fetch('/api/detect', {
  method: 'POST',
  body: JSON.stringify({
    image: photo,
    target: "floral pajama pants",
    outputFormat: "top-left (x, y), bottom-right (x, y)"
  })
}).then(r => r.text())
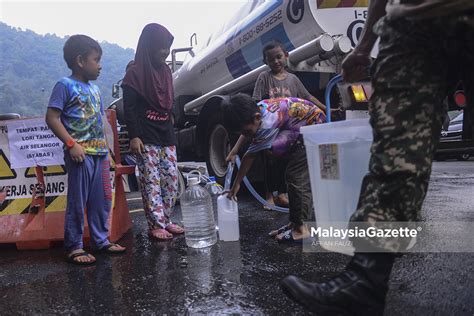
top-left (137, 145), bottom-right (178, 230)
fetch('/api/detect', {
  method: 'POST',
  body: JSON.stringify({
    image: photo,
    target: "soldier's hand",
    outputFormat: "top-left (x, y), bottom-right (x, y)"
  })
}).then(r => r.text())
top-left (341, 51), bottom-right (371, 82)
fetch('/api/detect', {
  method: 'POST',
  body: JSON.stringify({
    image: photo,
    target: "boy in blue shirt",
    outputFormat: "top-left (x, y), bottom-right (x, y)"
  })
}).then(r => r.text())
top-left (46, 35), bottom-right (125, 265)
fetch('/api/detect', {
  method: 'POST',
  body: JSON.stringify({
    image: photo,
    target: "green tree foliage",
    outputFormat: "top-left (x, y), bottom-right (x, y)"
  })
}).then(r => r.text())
top-left (0, 22), bottom-right (135, 117)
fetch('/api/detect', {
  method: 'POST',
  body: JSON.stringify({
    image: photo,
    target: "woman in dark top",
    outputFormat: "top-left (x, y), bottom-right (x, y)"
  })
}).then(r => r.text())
top-left (122, 23), bottom-right (183, 240)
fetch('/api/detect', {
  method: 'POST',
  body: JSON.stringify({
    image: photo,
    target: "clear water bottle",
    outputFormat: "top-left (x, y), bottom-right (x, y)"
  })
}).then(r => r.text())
top-left (181, 175), bottom-right (217, 248)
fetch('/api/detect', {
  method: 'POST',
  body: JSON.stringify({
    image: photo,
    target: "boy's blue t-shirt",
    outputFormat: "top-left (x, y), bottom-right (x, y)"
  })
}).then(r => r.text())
top-left (48, 77), bottom-right (108, 155)
top-left (246, 97), bottom-right (326, 157)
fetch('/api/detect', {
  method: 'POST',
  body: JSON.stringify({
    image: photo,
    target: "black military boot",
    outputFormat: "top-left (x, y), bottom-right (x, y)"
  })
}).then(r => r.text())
top-left (281, 253), bottom-right (395, 316)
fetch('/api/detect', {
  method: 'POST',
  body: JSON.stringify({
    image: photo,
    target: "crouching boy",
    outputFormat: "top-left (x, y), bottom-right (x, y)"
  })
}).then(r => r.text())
top-left (223, 94), bottom-right (326, 243)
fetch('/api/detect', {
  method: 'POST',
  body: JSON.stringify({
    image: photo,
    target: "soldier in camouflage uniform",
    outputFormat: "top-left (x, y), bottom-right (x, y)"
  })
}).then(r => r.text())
top-left (281, 0), bottom-right (474, 314)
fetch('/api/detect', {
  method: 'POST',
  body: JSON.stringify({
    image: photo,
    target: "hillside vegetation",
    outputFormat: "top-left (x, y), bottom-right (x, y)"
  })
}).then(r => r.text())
top-left (0, 22), bottom-right (135, 117)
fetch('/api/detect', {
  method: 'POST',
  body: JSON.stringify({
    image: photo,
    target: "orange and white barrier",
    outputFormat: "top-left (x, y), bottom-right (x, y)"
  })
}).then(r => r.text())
top-left (0, 109), bottom-right (133, 250)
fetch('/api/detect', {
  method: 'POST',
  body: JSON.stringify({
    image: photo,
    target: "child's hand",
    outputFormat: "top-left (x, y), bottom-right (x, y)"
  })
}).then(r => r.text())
top-left (130, 137), bottom-right (145, 155)
top-left (225, 183), bottom-right (240, 201)
top-left (225, 152), bottom-right (237, 163)
top-left (69, 143), bottom-right (86, 163)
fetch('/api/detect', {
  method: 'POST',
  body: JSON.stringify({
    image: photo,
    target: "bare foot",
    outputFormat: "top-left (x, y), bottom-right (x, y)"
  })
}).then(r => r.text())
top-left (275, 193), bottom-right (289, 207)
top-left (264, 193), bottom-right (275, 210)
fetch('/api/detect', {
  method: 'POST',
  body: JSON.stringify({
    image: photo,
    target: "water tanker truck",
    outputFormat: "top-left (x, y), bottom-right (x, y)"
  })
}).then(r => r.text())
top-left (170, 0), bottom-right (371, 180)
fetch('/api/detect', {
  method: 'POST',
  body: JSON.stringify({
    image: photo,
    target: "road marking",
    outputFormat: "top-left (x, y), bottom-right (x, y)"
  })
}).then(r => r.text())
top-left (129, 208), bottom-right (144, 213)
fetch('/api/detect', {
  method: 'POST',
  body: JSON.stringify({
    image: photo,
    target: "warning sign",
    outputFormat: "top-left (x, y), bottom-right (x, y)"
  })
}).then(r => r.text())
top-left (0, 117), bottom-right (117, 217)
top-left (2, 178), bottom-right (66, 198)
top-left (25, 165), bottom-right (67, 178)
top-left (6, 118), bottom-right (64, 169)
top-left (0, 149), bottom-right (16, 180)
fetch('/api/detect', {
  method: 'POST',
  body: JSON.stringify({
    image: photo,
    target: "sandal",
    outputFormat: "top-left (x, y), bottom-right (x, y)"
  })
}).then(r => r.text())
top-left (268, 224), bottom-right (292, 237)
top-left (263, 204), bottom-right (274, 211)
top-left (148, 228), bottom-right (173, 240)
top-left (66, 250), bottom-right (96, 265)
top-left (96, 243), bottom-right (126, 254)
top-left (165, 223), bottom-right (184, 234)
top-left (276, 230), bottom-right (308, 245)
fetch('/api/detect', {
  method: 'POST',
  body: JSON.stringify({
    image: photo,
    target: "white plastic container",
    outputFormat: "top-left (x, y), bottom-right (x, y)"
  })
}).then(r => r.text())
top-left (217, 163), bottom-right (240, 241)
top-left (217, 195), bottom-right (239, 241)
top-left (300, 118), bottom-right (373, 254)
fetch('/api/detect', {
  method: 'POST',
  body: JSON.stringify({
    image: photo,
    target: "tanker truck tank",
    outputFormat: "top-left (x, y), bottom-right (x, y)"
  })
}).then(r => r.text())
top-left (173, 0), bottom-right (368, 103)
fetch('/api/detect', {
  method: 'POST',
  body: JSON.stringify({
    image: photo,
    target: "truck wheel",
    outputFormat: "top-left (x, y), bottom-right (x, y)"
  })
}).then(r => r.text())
top-left (205, 117), bottom-right (231, 183)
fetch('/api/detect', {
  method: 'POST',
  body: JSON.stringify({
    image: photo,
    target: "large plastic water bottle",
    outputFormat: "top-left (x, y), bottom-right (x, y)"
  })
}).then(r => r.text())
top-left (181, 175), bottom-right (217, 248)
top-left (217, 163), bottom-right (240, 241)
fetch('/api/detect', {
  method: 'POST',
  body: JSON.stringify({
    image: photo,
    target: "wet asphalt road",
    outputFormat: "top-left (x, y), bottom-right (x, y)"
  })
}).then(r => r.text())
top-left (0, 161), bottom-right (473, 315)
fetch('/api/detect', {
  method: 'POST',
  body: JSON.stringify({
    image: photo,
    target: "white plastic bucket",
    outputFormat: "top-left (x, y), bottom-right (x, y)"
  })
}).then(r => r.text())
top-left (301, 118), bottom-right (373, 255)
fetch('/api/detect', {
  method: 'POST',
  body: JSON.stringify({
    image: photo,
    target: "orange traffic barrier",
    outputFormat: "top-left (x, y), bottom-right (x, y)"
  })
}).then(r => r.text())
top-left (106, 109), bottom-right (134, 243)
top-left (0, 110), bottom-right (133, 250)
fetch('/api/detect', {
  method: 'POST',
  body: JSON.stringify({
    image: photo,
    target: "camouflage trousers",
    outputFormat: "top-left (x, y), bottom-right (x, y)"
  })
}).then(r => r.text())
top-left (350, 14), bottom-right (474, 252)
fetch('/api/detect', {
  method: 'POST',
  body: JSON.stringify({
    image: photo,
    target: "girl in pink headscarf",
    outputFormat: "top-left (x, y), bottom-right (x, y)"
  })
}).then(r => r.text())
top-left (123, 23), bottom-right (183, 240)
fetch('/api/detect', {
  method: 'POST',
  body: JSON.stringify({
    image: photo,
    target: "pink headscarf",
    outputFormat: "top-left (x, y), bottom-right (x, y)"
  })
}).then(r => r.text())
top-left (123, 23), bottom-right (174, 111)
